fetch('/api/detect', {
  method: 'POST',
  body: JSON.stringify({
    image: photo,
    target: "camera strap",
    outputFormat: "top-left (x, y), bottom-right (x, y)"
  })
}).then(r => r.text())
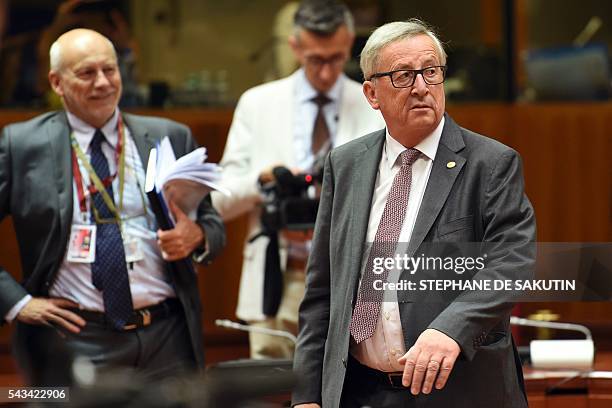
top-left (249, 229), bottom-right (283, 317)
top-left (262, 232), bottom-right (283, 317)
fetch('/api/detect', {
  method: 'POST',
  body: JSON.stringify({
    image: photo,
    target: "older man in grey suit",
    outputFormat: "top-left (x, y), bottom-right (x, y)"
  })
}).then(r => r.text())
top-left (292, 19), bottom-right (535, 408)
top-left (0, 28), bottom-right (224, 384)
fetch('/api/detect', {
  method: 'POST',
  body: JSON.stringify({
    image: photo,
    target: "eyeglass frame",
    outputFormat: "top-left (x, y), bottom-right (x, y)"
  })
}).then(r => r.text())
top-left (368, 65), bottom-right (448, 88)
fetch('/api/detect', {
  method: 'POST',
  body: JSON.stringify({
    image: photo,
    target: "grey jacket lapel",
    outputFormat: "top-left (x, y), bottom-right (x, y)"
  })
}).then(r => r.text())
top-left (348, 130), bottom-right (385, 302)
top-left (47, 112), bottom-right (73, 251)
top-left (122, 113), bottom-right (154, 165)
top-left (407, 115), bottom-right (466, 256)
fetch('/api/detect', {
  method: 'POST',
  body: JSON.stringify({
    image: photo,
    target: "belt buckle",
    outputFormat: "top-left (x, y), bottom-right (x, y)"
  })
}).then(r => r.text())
top-left (140, 309), bottom-right (152, 327)
top-left (122, 309), bottom-right (152, 330)
top-left (387, 373), bottom-right (405, 388)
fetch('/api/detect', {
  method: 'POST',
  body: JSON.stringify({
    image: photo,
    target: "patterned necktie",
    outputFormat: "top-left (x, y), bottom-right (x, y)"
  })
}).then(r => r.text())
top-left (311, 93), bottom-right (331, 155)
top-left (89, 129), bottom-right (134, 330)
top-left (349, 148), bottom-right (421, 343)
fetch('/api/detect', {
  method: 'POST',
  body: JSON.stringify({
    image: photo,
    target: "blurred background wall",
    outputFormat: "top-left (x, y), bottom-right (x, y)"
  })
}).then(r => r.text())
top-left (1, 0), bottom-right (610, 106)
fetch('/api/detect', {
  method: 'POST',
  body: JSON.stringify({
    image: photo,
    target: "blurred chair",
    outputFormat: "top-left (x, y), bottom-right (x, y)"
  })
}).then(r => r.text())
top-left (525, 44), bottom-right (611, 100)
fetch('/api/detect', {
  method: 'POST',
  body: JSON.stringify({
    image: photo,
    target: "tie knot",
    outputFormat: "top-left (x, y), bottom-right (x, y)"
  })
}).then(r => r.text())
top-left (312, 93), bottom-right (331, 107)
top-left (91, 129), bottom-right (106, 152)
top-left (400, 148), bottom-right (420, 166)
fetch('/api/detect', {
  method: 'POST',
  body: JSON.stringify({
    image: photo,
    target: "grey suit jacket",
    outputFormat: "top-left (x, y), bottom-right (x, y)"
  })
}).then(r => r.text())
top-left (292, 114), bottom-right (536, 407)
top-left (0, 111), bottom-right (225, 367)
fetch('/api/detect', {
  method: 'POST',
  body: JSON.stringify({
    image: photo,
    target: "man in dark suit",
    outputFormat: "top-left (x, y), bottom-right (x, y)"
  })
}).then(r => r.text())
top-left (292, 19), bottom-right (535, 407)
top-left (0, 28), bottom-right (225, 384)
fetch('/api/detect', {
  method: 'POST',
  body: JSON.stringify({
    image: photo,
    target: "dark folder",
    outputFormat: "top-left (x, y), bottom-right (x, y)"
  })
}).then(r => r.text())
top-left (144, 147), bottom-right (194, 273)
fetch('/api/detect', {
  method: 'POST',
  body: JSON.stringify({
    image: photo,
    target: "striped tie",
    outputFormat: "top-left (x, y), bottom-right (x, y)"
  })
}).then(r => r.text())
top-left (349, 148), bottom-right (420, 343)
top-left (311, 93), bottom-right (331, 155)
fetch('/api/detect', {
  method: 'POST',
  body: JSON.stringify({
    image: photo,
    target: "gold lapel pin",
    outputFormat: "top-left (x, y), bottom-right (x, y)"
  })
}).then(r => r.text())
top-left (447, 161), bottom-right (456, 169)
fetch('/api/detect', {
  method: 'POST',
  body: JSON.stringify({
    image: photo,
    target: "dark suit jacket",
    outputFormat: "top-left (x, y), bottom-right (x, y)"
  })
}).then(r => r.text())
top-left (292, 114), bottom-right (536, 407)
top-left (0, 111), bottom-right (225, 367)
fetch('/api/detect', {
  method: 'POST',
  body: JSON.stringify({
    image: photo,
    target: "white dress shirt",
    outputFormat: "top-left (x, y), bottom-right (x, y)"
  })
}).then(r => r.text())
top-left (50, 109), bottom-right (175, 311)
top-left (292, 68), bottom-right (342, 171)
top-left (4, 109), bottom-right (176, 321)
top-left (350, 117), bottom-right (445, 372)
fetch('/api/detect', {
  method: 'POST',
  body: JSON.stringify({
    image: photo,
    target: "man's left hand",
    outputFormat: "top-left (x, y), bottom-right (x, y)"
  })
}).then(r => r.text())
top-left (397, 328), bottom-right (460, 395)
top-left (157, 201), bottom-right (205, 261)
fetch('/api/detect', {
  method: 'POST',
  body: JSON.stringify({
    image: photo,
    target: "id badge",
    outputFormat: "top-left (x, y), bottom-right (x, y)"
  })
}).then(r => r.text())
top-left (123, 232), bottom-right (145, 263)
top-left (67, 225), bottom-right (96, 263)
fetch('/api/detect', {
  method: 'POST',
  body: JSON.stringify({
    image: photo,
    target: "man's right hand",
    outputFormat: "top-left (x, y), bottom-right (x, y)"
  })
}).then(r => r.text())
top-left (258, 166), bottom-right (277, 185)
top-left (17, 298), bottom-right (86, 333)
top-left (258, 163), bottom-right (285, 185)
top-left (294, 404), bottom-right (321, 408)
top-left (258, 164), bottom-right (303, 185)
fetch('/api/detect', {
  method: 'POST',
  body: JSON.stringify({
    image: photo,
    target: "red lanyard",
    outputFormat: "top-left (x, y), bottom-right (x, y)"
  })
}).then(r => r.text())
top-left (72, 116), bottom-right (125, 214)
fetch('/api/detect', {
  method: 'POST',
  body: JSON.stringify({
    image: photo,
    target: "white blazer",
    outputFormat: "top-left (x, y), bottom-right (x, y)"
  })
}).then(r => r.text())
top-left (212, 70), bottom-right (384, 321)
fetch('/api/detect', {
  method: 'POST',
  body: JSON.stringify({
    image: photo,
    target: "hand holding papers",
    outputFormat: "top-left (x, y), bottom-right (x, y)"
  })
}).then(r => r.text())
top-left (145, 136), bottom-right (229, 230)
top-left (157, 200), bottom-right (206, 262)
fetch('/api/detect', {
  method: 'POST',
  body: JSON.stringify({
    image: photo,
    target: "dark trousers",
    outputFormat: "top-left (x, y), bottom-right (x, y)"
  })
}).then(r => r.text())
top-left (14, 311), bottom-right (196, 386)
top-left (340, 356), bottom-right (416, 408)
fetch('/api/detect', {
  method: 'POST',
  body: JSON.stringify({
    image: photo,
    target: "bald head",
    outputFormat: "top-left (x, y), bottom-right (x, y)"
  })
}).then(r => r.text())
top-left (50, 28), bottom-right (117, 72)
top-left (48, 28), bottom-right (122, 128)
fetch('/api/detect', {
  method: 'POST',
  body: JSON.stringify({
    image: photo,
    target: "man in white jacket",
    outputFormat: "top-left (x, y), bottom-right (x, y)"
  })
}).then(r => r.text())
top-left (212, 0), bottom-right (383, 359)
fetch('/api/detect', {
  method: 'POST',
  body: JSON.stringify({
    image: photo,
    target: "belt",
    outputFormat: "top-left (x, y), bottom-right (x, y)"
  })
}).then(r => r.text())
top-left (72, 298), bottom-right (182, 331)
top-left (348, 355), bottom-right (406, 389)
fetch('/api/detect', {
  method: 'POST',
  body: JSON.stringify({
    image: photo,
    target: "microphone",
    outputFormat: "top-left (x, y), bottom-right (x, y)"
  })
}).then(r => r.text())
top-left (215, 319), bottom-right (298, 344)
top-left (510, 316), bottom-right (593, 339)
top-left (510, 316), bottom-right (594, 369)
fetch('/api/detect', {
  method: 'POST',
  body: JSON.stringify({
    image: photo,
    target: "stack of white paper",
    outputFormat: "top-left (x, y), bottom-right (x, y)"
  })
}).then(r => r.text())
top-left (145, 136), bottom-right (229, 224)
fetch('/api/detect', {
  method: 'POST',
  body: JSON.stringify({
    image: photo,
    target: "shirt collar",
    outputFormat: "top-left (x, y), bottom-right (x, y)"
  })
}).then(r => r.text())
top-left (66, 109), bottom-right (120, 152)
top-left (295, 67), bottom-right (344, 104)
top-left (383, 116), bottom-right (445, 169)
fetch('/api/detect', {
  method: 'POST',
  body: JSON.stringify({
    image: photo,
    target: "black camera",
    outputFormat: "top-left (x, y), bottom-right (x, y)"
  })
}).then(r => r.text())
top-left (260, 166), bottom-right (322, 231)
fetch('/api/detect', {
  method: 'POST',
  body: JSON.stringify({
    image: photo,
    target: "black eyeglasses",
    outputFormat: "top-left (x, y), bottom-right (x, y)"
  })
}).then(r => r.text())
top-left (368, 66), bottom-right (447, 88)
top-left (304, 54), bottom-right (348, 69)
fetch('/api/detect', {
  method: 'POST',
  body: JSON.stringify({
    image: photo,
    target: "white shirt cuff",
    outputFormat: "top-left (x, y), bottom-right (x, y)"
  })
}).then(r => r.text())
top-left (191, 236), bottom-right (210, 264)
top-left (5, 295), bottom-right (32, 323)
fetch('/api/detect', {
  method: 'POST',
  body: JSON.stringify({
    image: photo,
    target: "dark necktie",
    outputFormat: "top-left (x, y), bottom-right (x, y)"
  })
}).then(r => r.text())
top-left (349, 148), bottom-right (421, 343)
top-left (311, 93), bottom-right (331, 155)
top-left (89, 129), bottom-right (134, 330)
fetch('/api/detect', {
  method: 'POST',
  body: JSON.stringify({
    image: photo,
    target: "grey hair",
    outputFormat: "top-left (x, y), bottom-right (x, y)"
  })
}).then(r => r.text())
top-left (293, 0), bottom-right (354, 39)
top-left (360, 19), bottom-right (447, 80)
top-left (49, 30), bottom-right (116, 72)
